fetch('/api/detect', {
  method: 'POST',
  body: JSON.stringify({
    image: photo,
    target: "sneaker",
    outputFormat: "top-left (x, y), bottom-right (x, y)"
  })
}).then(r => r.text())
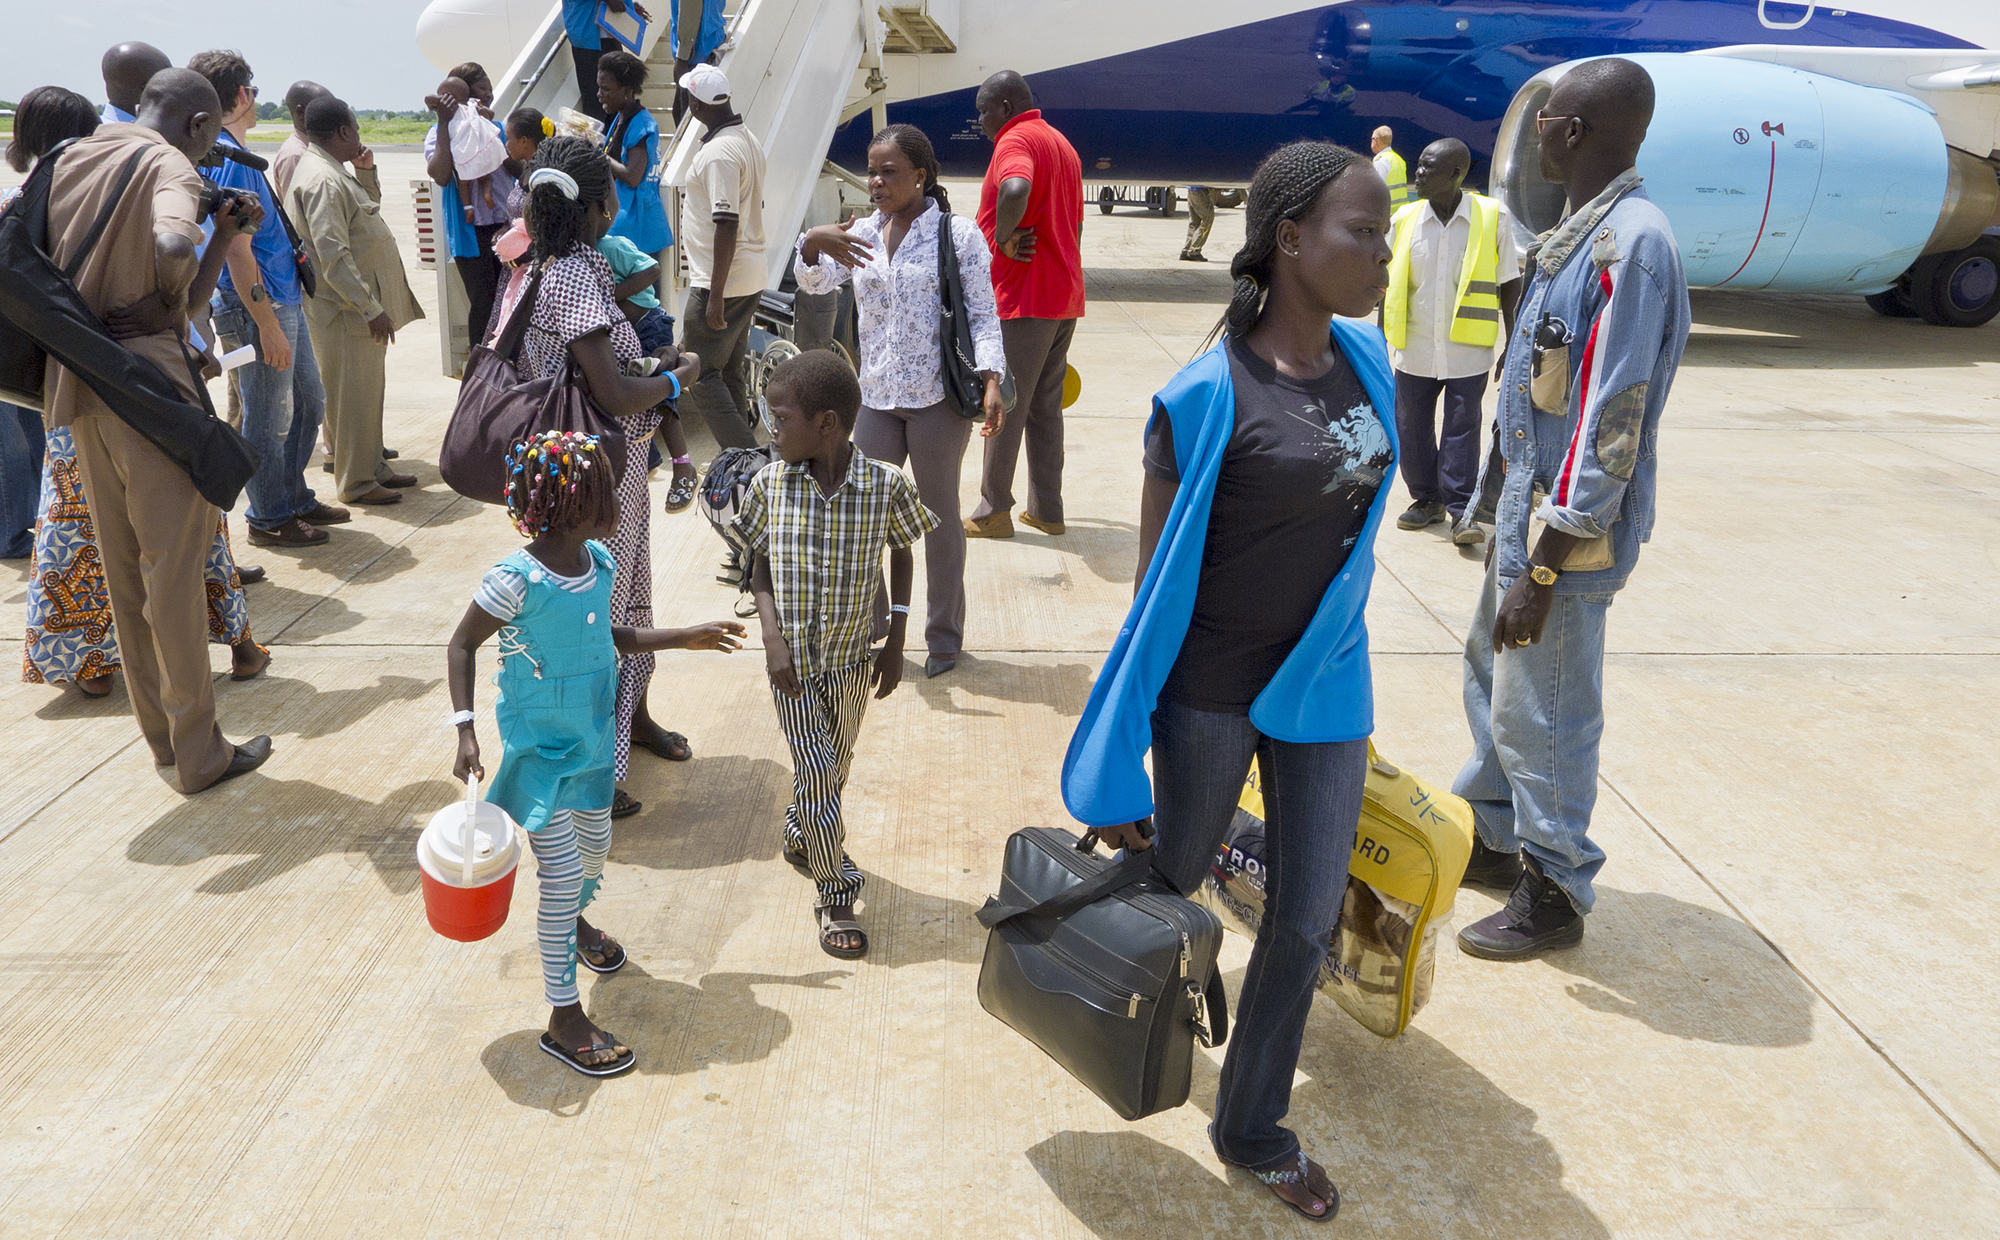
top-left (963, 511), bottom-right (1015, 539)
top-left (1459, 837), bottom-right (1523, 890)
top-left (1452, 518), bottom-right (1484, 546)
top-left (1457, 856), bottom-right (1584, 960)
top-left (247, 519), bottom-right (328, 547)
top-left (1396, 501), bottom-right (1447, 531)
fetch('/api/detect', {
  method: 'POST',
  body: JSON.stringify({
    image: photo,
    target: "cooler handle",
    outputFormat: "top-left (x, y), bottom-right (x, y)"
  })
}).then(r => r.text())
top-left (462, 773), bottom-right (479, 886)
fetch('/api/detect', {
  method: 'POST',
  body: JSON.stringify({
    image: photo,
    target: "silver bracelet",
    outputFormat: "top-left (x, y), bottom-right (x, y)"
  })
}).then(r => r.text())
top-left (445, 709), bottom-right (475, 727)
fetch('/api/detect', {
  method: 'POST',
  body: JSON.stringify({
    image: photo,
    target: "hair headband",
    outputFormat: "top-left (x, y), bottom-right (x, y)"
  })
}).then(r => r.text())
top-left (528, 167), bottom-right (579, 200)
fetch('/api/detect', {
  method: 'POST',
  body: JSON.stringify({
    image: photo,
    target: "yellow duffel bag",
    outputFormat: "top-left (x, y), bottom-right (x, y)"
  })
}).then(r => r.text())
top-left (1190, 744), bottom-right (1474, 1038)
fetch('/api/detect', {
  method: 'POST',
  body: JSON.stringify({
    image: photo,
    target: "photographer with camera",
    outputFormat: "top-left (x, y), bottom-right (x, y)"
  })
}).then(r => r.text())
top-left (43, 67), bottom-right (275, 792)
top-left (189, 49), bottom-right (344, 548)
top-left (286, 96), bottom-right (423, 508)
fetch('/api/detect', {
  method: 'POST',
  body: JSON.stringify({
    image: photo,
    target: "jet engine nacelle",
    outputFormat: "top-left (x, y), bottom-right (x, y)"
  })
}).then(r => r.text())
top-left (1493, 53), bottom-right (1999, 298)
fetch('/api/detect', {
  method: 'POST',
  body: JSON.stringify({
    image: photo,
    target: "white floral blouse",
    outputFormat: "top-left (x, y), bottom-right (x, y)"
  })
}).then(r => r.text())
top-left (793, 200), bottom-right (1007, 412)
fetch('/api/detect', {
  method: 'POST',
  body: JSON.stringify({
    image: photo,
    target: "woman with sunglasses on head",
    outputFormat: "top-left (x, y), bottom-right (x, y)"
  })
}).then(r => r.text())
top-left (1065, 140), bottom-right (1399, 1222)
top-left (793, 124), bottom-right (1007, 680)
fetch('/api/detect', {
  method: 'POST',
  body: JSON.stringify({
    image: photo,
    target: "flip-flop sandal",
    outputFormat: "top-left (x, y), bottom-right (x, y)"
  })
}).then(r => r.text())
top-left (229, 643), bottom-right (273, 681)
top-left (1236, 1150), bottom-right (1339, 1222)
top-left (611, 789), bottom-right (642, 819)
top-left (663, 473), bottom-right (698, 514)
top-left (578, 932), bottom-right (626, 975)
top-left (817, 907), bottom-right (868, 960)
top-left (635, 730), bottom-right (691, 762)
top-left (538, 1031), bottom-right (637, 1078)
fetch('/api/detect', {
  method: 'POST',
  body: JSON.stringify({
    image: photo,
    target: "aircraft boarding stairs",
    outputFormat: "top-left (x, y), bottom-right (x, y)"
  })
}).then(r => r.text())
top-left (434, 0), bottom-right (896, 377)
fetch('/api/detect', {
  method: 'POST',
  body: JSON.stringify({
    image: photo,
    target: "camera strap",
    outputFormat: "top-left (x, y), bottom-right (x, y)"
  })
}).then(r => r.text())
top-left (61, 148), bottom-right (150, 282)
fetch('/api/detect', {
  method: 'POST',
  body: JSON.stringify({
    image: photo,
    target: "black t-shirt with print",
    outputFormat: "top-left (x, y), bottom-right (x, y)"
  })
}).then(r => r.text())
top-left (1144, 335), bottom-right (1392, 713)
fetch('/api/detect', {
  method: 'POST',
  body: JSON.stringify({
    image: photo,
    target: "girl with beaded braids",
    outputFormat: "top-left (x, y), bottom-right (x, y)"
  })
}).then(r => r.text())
top-left (1062, 141), bottom-right (1399, 1222)
top-left (489, 134), bottom-right (704, 817)
top-left (446, 430), bottom-right (743, 1077)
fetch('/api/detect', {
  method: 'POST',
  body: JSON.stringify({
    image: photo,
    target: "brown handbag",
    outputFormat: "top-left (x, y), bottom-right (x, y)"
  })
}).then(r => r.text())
top-left (438, 265), bottom-right (629, 505)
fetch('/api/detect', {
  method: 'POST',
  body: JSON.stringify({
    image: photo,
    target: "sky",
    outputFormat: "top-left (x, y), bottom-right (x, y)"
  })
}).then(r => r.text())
top-left (4, 0), bottom-right (446, 111)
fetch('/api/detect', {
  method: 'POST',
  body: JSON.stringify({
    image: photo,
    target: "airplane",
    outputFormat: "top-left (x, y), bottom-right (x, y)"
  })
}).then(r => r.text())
top-left (414, 0), bottom-right (2000, 332)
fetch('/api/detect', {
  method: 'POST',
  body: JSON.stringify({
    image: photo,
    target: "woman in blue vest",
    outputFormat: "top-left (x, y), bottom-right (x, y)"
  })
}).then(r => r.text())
top-left (596, 51), bottom-right (673, 302)
top-left (1065, 142), bottom-right (1396, 1222)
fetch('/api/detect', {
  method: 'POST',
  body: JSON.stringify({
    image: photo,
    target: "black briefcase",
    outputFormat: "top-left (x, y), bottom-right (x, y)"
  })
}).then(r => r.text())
top-left (977, 825), bottom-right (1228, 1122)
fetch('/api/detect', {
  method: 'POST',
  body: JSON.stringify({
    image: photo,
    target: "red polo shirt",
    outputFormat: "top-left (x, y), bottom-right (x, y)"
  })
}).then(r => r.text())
top-left (977, 110), bottom-right (1086, 321)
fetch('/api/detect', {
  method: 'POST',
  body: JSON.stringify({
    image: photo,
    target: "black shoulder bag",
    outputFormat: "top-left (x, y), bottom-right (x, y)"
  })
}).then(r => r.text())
top-left (0, 140), bottom-right (258, 509)
top-left (934, 209), bottom-right (1016, 420)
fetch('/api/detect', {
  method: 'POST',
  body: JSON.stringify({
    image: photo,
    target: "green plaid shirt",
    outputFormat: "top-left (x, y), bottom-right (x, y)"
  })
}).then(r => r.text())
top-left (732, 448), bottom-right (938, 676)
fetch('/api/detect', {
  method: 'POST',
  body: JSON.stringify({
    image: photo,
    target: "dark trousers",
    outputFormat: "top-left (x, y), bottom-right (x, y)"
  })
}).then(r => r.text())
top-left (569, 40), bottom-right (607, 122)
top-left (973, 316), bottom-right (1075, 524)
top-left (456, 222), bottom-right (504, 349)
top-left (679, 287), bottom-right (761, 449)
top-left (1149, 700), bottom-right (1367, 1172)
top-left (1393, 369), bottom-right (1486, 518)
top-left (0, 401), bottom-right (46, 558)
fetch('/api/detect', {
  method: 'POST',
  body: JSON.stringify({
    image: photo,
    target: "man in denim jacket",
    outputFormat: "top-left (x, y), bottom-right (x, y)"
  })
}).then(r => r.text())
top-left (1454, 58), bottom-right (1690, 959)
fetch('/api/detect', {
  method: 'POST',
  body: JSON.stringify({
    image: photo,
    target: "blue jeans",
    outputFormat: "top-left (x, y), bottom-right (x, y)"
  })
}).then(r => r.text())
top-left (212, 292), bottom-right (323, 530)
top-left (0, 402), bottom-right (45, 558)
top-left (1148, 699), bottom-right (1367, 1173)
top-left (1453, 552), bottom-right (1612, 912)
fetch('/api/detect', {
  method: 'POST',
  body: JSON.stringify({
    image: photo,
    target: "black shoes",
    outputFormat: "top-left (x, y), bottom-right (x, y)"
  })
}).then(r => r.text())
top-left (1460, 837), bottom-right (1524, 890)
top-left (1397, 500), bottom-right (1448, 530)
top-left (1457, 855), bottom-right (1584, 960)
top-left (208, 736), bottom-right (274, 789)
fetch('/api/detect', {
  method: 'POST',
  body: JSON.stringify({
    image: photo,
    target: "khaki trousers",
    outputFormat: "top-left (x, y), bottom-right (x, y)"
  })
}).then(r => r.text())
top-left (305, 308), bottom-right (390, 502)
top-left (68, 412), bottom-right (234, 792)
top-left (972, 316), bottom-right (1076, 525)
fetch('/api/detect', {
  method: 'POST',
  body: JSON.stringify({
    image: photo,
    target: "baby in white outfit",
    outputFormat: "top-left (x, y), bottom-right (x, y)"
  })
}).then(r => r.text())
top-left (428, 76), bottom-right (507, 219)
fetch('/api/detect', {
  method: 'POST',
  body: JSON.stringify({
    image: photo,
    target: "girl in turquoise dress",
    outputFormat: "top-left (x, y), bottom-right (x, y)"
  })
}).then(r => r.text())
top-left (596, 51), bottom-right (673, 299)
top-left (447, 431), bottom-right (743, 1077)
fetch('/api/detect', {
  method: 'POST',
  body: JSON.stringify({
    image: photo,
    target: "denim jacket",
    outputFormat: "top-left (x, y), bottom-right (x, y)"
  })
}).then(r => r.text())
top-left (1472, 172), bottom-right (1690, 595)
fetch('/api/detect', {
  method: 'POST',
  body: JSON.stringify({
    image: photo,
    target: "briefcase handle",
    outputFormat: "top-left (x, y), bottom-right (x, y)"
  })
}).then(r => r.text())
top-left (976, 838), bottom-right (1156, 931)
top-left (1076, 816), bottom-right (1154, 856)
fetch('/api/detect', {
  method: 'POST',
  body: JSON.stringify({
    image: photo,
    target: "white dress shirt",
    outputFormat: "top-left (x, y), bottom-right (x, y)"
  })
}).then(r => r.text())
top-left (1390, 192), bottom-right (1523, 380)
top-left (794, 201), bottom-right (1007, 412)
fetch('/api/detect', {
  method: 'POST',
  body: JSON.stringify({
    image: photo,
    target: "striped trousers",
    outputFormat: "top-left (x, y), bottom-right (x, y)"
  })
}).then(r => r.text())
top-left (525, 807), bottom-right (613, 1006)
top-left (773, 660), bottom-right (872, 908)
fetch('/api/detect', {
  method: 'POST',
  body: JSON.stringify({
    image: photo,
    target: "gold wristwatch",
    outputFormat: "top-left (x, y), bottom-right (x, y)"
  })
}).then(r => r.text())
top-left (1529, 564), bottom-right (1560, 586)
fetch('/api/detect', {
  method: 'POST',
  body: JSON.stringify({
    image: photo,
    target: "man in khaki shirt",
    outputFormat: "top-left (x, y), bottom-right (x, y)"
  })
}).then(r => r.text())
top-left (286, 97), bottom-right (423, 505)
top-left (45, 68), bottom-right (273, 792)
top-left (270, 80), bottom-right (329, 202)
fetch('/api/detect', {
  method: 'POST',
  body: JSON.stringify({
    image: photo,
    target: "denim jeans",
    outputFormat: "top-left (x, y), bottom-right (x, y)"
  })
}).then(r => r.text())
top-left (1453, 552), bottom-right (1613, 912)
top-left (1148, 699), bottom-right (1367, 1173)
top-left (0, 402), bottom-right (45, 558)
top-left (213, 292), bottom-right (323, 530)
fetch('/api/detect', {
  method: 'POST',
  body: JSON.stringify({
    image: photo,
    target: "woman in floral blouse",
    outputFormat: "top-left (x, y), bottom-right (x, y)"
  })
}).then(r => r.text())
top-left (794, 125), bottom-right (1007, 679)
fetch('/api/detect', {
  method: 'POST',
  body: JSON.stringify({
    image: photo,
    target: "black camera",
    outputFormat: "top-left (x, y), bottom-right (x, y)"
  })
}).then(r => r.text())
top-left (196, 178), bottom-right (258, 226)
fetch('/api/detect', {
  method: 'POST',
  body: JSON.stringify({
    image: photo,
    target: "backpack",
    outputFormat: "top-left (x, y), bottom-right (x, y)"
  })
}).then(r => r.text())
top-left (699, 443), bottom-right (776, 592)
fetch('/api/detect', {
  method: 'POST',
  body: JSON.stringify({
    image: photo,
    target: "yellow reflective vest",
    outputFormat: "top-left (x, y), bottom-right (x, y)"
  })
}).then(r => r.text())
top-left (1377, 148), bottom-right (1415, 207)
top-left (1383, 192), bottom-right (1503, 351)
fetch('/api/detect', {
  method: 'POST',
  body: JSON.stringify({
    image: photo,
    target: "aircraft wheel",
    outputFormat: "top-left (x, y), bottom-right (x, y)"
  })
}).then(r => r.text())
top-left (1099, 187), bottom-right (1115, 216)
top-left (1156, 186), bottom-right (1178, 217)
top-left (1910, 238), bottom-right (2000, 328)
top-left (1863, 280), bottom-right (1917, 318)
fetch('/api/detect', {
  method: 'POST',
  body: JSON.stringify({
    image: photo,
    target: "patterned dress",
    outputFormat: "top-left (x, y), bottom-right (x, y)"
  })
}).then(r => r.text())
top-left (497, 249), bottom-right (660, 780)
top-left (22, 427), bottom-right (250, 685)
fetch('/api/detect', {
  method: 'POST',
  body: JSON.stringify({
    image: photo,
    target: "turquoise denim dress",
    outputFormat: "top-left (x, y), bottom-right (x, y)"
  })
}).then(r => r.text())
top-left (605, 107), bottom-right (672, 254)
top-left (487, 541), bottom-right (619, 832)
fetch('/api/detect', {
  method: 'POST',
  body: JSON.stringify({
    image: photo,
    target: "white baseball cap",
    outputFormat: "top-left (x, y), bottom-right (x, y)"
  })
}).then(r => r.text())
top-left (678, 64), bottom-right (730, 104)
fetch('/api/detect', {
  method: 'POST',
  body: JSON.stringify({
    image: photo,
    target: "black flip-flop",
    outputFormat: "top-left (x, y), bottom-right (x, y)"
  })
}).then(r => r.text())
top-left (634, 730), bottom-right (692, 762)
top-left (538, 1031), bottom-right (636, 1078)
top-left (663, 473), bottom-right (698, 514)
top-left (817, 907), bottom-right (868, 960)
top-left (611, 789), bottom-right (642, 819)
top-left (578, 933), bottom-right (626, 975)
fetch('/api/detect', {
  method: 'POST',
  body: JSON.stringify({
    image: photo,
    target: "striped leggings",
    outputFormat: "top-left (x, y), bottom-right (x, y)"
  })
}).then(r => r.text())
top-left (525, 807), bottom-right (613, 1006)
top-left (773, 660), bottom-right (872, 908)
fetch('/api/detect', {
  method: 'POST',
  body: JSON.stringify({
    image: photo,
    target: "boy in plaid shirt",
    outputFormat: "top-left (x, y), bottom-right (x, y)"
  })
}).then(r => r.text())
top-left (733, 352), bottom-right (937, 959)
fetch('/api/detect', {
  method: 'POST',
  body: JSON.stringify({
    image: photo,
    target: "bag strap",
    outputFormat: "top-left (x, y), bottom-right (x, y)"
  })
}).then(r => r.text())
top-left (259, 168), bottom-right (308, 259)
top-left (976, 840), bottom-right (1157, 930)
top-left (176, 334), bottom-right (222, 421)
top-left (62, 147), bottom-right (150, 281)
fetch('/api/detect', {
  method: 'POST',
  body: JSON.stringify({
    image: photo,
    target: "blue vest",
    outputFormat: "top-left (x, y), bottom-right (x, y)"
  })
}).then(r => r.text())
top-left (1060, 317), bottom-right (1400, 829)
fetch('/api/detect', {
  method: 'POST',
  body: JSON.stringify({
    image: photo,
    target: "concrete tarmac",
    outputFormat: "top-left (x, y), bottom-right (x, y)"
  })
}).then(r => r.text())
top-left (1, 157), bottom-right (1996, 1237)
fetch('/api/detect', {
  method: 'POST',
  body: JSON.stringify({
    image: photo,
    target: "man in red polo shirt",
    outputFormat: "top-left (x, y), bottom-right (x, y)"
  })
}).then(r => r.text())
top-left (965, 70), bottom-right (1085, 540)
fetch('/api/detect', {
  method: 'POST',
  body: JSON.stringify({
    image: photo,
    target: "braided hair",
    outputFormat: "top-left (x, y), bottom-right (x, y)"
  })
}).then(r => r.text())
top-left (504, 430), bottom-right (619, 537)
top-left (869, 123), bottom-right (950, 213)
top-left (524, 134), bottom-right (613, 265)
top-left (1220, 140), bottom-right (1366, 340)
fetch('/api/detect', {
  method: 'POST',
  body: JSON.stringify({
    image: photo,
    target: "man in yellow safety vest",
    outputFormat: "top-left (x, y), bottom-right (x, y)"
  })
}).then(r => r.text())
top-left (1371, 126), bottom-right (1414, 208)
top-left (1381, 137), bottom-right (1521, 543)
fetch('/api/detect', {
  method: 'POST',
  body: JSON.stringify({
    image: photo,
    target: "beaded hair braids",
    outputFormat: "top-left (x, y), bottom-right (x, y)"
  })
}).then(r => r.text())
top-left (1218, 140), bottom-right (1365, 341)
top-left (504, 430), bottom-right (618, 537)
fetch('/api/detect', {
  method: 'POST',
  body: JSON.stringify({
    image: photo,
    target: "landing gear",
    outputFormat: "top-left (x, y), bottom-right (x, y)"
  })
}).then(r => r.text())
top-left (1863, 280), bottom-right (1918, 319)
top-left (1905, 237), bottom-right (2000, 328)
top-left (1098, 187), bottom-right (1116, 216)
top-left (1146, 185), bottom-right (1179, 217)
